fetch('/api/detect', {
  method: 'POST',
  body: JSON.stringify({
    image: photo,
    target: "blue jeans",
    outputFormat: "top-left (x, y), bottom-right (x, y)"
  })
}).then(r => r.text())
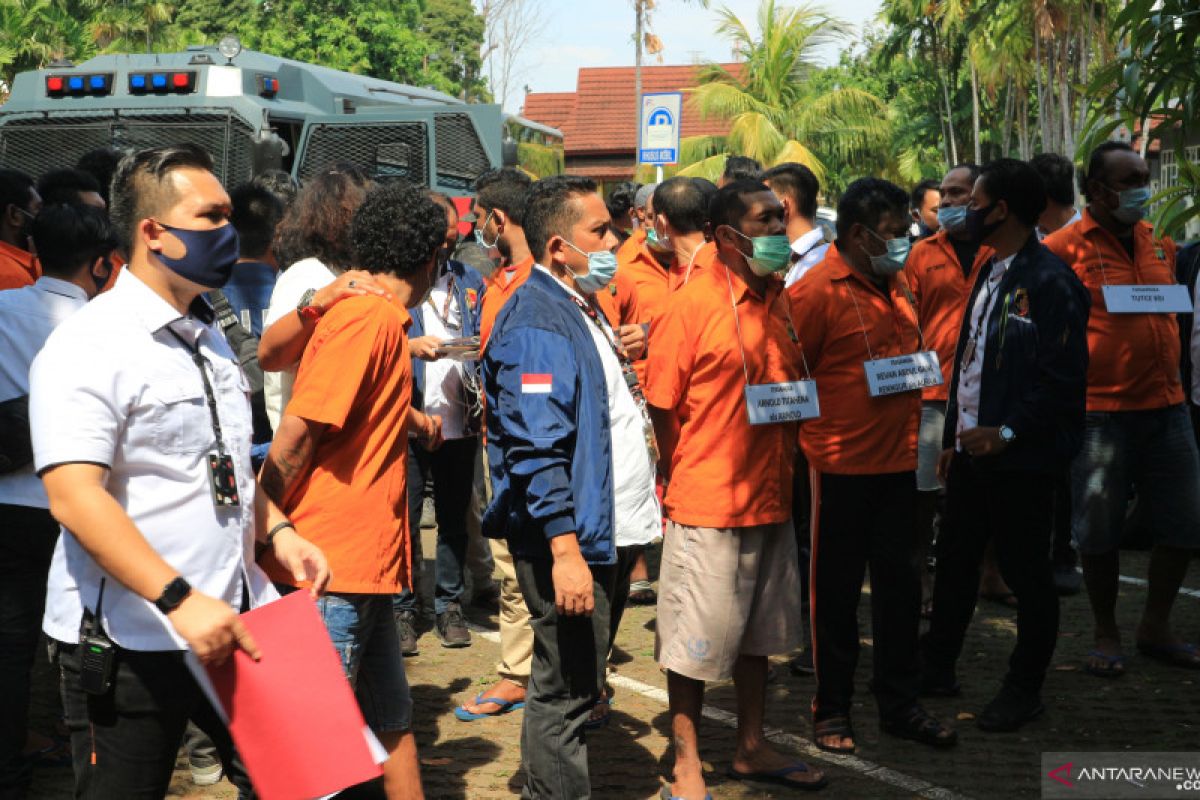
top-left (317, 593), bottom-right (413, 733)
top-left (1070, 404), bottom-right (1200, 555)
top-left (393, 437), bottom-right (478, 615)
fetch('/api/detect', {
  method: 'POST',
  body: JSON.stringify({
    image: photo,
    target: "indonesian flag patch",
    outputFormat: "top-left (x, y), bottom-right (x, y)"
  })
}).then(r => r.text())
top-left (521, 373), bottom-right (552, 394)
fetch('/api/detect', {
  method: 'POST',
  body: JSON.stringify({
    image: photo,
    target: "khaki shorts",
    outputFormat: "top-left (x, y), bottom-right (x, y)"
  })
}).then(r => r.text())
top-left (655, 520), bottom-right (802, 682)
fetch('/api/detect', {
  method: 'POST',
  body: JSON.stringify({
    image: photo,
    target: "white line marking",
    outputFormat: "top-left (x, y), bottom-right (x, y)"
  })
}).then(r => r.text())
top-left (467, 625), bottom-right (971, 800)
top-left (1118, 573), bottom-right (1200, 600)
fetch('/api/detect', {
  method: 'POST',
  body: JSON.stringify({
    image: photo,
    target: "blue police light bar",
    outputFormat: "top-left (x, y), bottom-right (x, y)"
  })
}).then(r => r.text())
top-left (257, 75), bottom-right (279, 98)
top-left (151, 73), bottom-right (168, 90)
top-left (67, 76), bottom-right (85, 92)
top-left (89, 75), bottom-right (106, 91)
top-left (130, 74), bottom-right (147, 90)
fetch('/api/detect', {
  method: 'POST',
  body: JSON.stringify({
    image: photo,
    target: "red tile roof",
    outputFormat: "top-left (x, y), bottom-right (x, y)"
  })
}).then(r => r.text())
top-left (522, 63), bottom-right (742, 156)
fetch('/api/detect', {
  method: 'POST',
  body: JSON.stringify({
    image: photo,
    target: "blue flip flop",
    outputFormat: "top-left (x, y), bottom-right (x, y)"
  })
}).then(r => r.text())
top-left (728, 762), bottom-right (828, 791)
top-left (1083, 649), bottom-right (1126, 678)
top-left (1136, 641), bottom-right (1200, 670)
top-left (658, 785), bottom-right (711, 800)
top-left (453, 693), bottom-right (526, 721)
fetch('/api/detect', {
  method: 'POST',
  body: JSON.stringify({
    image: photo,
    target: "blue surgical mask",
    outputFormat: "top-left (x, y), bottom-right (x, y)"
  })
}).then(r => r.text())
top-left (864, 229), bottom-right (911, 276)
top-left (646, 226), bottom-right (671, 252)
top-left (151, 220), bottom-right (240, 289)
top-left (731, 229), bottom-right (792, 276)
top-left (937, 205), bottom-right (969, 234)
top-left (564, 240), bottom-right (618, 294)
top-left (1107, 185), bottom-right (1152, 225)
top-left (474, 210), bottom-right (499, 248)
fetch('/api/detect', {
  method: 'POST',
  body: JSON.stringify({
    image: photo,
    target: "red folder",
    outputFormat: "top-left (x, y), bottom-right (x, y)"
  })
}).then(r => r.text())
top-left (204, 591), bottom-right (384, 799)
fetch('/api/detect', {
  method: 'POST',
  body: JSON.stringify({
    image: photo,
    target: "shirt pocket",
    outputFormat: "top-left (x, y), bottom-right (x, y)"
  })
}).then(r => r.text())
top-left (148, 379), bottom-right (214, 455)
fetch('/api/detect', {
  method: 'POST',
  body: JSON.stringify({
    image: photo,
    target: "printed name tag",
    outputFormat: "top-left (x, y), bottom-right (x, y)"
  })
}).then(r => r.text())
top-left (1101, 285), bottom-right (1192, 313)
top-left (863, 351), bottom-right (943, 397)
top-left (744, 380), bottom-right (820, 425)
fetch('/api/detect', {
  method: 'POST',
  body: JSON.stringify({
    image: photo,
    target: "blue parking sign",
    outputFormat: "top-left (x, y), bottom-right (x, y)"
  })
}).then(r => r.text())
top-left (638, 92), bottom-right (682, 165)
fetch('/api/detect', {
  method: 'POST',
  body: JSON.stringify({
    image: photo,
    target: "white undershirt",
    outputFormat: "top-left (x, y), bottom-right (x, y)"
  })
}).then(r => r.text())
top-left (421, 271), bottom-right (468, 440)
top-left (536, 266), bottom-right (661, 547)
top-left (956, 253), bottom-right (1015, 444)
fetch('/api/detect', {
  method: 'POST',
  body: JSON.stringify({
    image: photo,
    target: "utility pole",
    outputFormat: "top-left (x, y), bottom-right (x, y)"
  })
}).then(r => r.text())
top-left (635, 0), bottom-right (644, 177)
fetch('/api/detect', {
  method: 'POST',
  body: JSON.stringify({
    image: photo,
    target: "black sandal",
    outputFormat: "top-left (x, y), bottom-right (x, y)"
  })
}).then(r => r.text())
top-left (881, 705), bottom-right (958, 748)
top-left (813, 716), bottom-right (856, 753)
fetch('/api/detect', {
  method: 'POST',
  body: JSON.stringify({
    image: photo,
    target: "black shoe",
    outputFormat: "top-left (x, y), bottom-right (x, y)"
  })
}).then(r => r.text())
top-left (435, 605), bottom-right (471, 648)
top-left (396, 610), bottom-right (420, 657)
top-left (918, 665), bottom-right (961, 697)
top-left (977, 684), bottom-right (1044, 732)
top-left (1053, 564), bottom-right (1082, 596)
top-left (881, 704), bottom-right (958, 748)
top-left (789, 649), bottom-right (815, 676)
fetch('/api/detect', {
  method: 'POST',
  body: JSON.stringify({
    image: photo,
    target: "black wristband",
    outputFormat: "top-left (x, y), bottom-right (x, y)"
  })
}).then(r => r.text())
top-left (153, 576), bottom-right (192, 615)
top-left (265, 520), bottom-right (295, 548)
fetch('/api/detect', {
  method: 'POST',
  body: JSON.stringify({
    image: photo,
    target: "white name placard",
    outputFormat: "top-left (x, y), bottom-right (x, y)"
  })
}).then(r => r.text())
top-left (864, 351), bottom-right (943, 397)
top-left (1101, 285), bottom-right (1192, 314)
top-left (744, 380), bottom-right (820, 425)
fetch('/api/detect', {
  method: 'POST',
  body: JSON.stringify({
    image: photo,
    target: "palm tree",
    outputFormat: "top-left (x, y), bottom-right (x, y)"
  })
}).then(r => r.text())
top-left (671, 0), bottom-right (890, 185)
top-left (91, 0), bottom-right (179, 54)
top-left (1, 0), bottom-right (97, 91)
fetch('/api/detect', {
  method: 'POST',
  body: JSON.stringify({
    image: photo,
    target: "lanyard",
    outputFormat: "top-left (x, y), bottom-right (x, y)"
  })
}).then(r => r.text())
top-left (680, 245), bottom-right (703, 286)
top-left (166, 326), bottom-right (229, 457)
top-left (844, 275), bottom-right (929, 361)
top-left (723, 265), bottom-right (812, 385)
top-left (425, 275), bottom-right (460, 329)
top-left (565, 293), bottom-right (660, 461)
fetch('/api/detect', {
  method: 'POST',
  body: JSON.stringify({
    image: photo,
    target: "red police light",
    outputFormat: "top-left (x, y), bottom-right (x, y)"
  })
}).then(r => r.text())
top-left (172, 73), bottom-right (189, 88)
top-left (46, 76), bottom-right (64, 94)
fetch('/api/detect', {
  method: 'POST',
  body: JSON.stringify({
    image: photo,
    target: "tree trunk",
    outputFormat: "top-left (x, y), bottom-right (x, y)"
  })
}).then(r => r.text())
top-left (931, 26), bottom-right (958, 166)
top-left (1001, 79), bottom-right (1015, 157)
top-left (1018, 89), bottom-right (1031, 159)
top-left (1059, 36), bottom-right (1074, 157)
top-left (970, 62), bottom-right (982, 164)
top-left (1035, 35), bottom-right (1051, 152)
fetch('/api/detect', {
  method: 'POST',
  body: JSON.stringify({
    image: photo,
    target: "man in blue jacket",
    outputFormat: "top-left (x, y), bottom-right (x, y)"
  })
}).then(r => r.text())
top-left (483, 175), bottom-right (660, 798)
top-left (393, 192), bottom-right (489, 653)
top-left (920, 158), bottom-right (1090, 732)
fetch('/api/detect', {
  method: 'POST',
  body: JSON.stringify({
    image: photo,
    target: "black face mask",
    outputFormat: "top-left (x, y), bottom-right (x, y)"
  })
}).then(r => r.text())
top-left (964, 202), bottom-right (1003, 245)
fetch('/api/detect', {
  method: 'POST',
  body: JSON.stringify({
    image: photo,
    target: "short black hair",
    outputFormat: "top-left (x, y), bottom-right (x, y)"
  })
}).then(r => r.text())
top-left (36, 168), bottom-right (102, 207)
top-left (1029, 153), bottom-right (1076, 207)
top-left (947, 163), bottom-right (981, 185)
top-left (473, 167), bottom-right (532, 226)
top-left (722, 155), bottom-right (762, 183)
top-left (835, 177), bottom-right (909, 240)
top-left (0, 169), bottom-right (36, 215)
top-left (230, 183), bottom-right (284, 259)
top-left (31, 203), bottom-right (118, 278)
top-left (709, 179), bottom-right (773, 232)
top-left (74, 147), bottom-right (123, 206)
top-left (763, 162), bottom-right (820, 219)
top-left (606, 181), bottom-right (639, 222)
top-left (523, 175), bottom-right (598, 262)
top-left (351, 181), bottom-right (446, 278)
top-left (251, 168), bottom-right (299, 209)
top-left (909, 178), bottom-right (940, 211)
top-left (977, 158), bottom-right (1047, 227)
top-left (1082, 141), bottom-right (1136, 200)
top-left (110, 144), bottom-right (214, 252)
top-left (653, 176), bottom-right (708, 234)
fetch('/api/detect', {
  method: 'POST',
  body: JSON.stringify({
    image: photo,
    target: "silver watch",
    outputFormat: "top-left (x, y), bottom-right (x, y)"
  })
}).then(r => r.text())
top-left (999, 425), bottom-right (1016, 443)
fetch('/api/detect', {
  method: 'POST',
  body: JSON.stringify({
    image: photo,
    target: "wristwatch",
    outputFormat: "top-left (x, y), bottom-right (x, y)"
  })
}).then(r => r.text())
top-left (154, 576), bottom-right (192, 615)
top-left (296, 288), bottom-right (322, 323)
top-left (999, 425), bottom-right (1017, 443)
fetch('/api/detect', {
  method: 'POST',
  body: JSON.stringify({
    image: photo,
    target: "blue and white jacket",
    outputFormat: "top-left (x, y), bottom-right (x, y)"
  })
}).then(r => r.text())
top-left (481, 267), bottom-right (616, 565)
top-left (409, 259), bottom-right (486, 415)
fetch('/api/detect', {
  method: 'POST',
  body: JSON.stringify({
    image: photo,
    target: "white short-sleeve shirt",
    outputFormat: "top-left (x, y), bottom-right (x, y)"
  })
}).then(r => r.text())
top-left (0, 277), bottom-right (89, 509)
top-left (421, 270), bottom-right (470, 441)
top-left (31, 269), bottom-right (277, 651)
top-left (262, 257), bottom-right (337, 431)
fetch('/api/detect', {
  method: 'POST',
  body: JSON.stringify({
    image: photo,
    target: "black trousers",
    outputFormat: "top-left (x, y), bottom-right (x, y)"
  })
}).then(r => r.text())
top-left (0, 504), bottom-right (59, 800)
top-left (811, 472), bottom-right (920, 722)
top-left (55, 641), bottom-right (254, 800)
top-left (514, 556), bottom-right (614, 800)
top-left (922, 453), bottom-right (1059, 694)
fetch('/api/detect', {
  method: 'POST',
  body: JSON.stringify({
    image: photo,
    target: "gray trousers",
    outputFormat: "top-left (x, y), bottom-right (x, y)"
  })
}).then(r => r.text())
top-left (514, 555), bottom-right (614, 800)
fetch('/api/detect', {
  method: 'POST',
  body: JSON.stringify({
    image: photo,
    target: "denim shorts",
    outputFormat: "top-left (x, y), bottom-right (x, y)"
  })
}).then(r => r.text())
top-left (917, 402), bottom-right (947, 492)
top-left (317, 593), bottom-right (413, 733)
top-left (1070, 404), bottom-right (1200, 555)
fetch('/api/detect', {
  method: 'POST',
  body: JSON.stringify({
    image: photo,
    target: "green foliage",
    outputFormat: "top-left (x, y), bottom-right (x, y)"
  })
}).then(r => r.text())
top-left (1082, 0), bottom-right (1200, 238)
top-left (1, 0), bottom-right (491, 103)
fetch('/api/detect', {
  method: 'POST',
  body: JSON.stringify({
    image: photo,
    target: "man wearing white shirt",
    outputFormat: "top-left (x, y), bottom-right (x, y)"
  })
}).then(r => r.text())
top-left (921, 158), bottom-right (1089, 733)
top-left (763, 163), bottom-right (830, 288)
top-left (30, 145), bottom-right (329, 798)
top-left (0, 204), bottom-right (116, 800)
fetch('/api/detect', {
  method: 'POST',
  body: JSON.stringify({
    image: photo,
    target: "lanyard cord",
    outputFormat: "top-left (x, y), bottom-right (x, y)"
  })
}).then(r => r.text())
top-left (681, 244), bottom-right (702, 286)
top-left (425, 275), bottom-right (459, 328)
top-left (844, 275), bottom-right (929, 361)
top-left (723, 265), bottom-right (813, 384)
top-left (166, 327), bottom-right (228, 456)
top-left (565, 294), bottom-right (652, 407)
